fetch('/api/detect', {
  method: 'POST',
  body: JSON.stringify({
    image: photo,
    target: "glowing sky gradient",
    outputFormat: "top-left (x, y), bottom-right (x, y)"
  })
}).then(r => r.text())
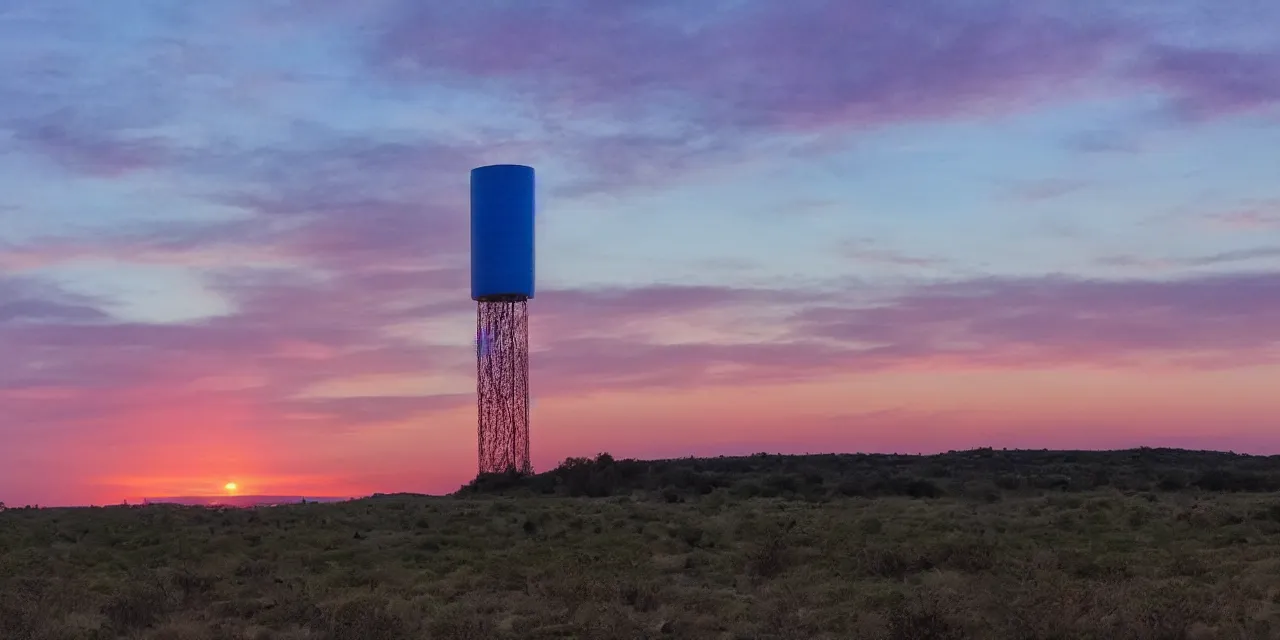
top-left (2, 1), bottom-right (1280, 506)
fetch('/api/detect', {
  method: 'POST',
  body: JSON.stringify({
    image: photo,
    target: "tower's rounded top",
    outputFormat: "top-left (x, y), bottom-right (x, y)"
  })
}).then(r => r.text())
top-left (472, 164), bottom-right (533, 172)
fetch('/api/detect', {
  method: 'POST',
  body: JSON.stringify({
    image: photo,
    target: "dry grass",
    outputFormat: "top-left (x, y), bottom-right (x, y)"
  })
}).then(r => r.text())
top-left (4, 489), bottom-right (1280, 638)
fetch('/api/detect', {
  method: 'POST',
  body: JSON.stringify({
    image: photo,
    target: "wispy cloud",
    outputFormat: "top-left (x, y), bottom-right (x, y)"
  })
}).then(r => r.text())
top-left (1099, 247), bottom-right (1280, 269)
top-left (8, 108), bottom-right (180, 176)
top-left (375, 0), bottom-right (1130, 134)
top-left (1208, 205), bottom-right (1280, 230)
top-left (363, 0), bottom-right (1135, 195)
top-left (1138, 46), bottom-right (1280, 120)
top-left (792, 272), bottom-right (1280, 370)
top-left (1007, 179), bottom-right (1090, 202)
top-left (839, 239), bottom-right (943, 268)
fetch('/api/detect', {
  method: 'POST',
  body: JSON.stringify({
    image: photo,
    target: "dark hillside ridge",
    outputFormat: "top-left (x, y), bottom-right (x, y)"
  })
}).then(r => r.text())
top-left (456, 448), bottom-right (1280, 501)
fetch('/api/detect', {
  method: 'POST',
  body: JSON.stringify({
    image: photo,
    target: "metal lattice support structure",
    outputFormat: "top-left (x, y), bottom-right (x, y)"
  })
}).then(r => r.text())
top-left (476, 297), bottom-right (530, 475)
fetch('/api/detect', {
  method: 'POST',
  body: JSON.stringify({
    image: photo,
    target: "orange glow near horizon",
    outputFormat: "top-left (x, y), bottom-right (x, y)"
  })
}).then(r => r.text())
top-left (10, 363), bottom-right (1280, 507)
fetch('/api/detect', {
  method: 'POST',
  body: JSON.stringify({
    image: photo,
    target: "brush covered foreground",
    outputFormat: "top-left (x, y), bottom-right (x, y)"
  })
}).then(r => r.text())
top-left (3, 449), bottom-right (1280, 639)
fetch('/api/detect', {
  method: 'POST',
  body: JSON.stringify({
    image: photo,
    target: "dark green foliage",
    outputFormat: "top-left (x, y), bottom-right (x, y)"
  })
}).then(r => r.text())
top-left (101, 580), bottom-right (170, 633)
top-left (744, 530), bottom-right (790, 581)
top-left (886, 596), bottom-right (970, 640)
top-left (322, 596), bottom-right (408, 640)
top-left (1192, 468), bottom-right (1279, 492)
top-left (458, 447), bottom-right (1280, 502)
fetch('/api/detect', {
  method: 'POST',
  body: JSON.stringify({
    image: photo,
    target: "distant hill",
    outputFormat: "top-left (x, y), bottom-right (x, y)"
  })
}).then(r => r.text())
top-left (456, 448), bottom-right (1280, 501)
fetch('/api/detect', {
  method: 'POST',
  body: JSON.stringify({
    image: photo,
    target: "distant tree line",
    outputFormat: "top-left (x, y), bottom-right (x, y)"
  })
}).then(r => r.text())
top-left (455, 448), bottom-right (1280, 501)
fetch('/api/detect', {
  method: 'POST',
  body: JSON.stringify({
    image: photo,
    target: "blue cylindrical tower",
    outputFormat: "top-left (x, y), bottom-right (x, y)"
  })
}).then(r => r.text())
top-left (471, 164), bottom-right (535, 301)
top-left (470, 164), bottom-right (534, 476)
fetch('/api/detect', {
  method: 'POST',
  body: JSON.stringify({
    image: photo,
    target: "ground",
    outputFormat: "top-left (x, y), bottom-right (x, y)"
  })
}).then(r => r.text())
top-left (4, 450), bottom-right (1280, 639)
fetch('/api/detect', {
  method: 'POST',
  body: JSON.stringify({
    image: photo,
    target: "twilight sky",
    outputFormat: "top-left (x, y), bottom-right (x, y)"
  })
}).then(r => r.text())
top-left (2, 0), bottom-right (1279, 507)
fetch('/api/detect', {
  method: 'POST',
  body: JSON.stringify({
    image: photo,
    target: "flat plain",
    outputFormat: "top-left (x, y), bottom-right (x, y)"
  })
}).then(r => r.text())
top-left (4, 449), bottom-right (1280, 639)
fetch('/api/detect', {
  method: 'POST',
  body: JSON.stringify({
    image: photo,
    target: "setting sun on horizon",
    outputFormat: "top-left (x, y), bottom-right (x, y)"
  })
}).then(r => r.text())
top-left (3, 1), bottom-right (1280, 509)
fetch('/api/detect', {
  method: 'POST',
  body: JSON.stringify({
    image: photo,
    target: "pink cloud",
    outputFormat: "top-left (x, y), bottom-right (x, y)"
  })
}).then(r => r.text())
top-left (9, 266), bottom-right (1280, 439)
top-left (281, 394), bottom-right (472, 429)
top-left (8, 245), bottom-right (1280, 506)
top-left (1209, 206), bottom-right (1280, 230)
top-left (793, 272), bottom-right (1280, 369)
top-left (534, 285), bottom-right (811, 336)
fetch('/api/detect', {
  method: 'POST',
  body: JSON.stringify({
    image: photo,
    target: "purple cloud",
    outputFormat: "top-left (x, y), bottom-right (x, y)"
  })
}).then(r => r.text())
top-left (11, 115), bottom-right (173, 177)
top-left (0, 297), bottom-right (107, 323)
top-left (793, 272), bottom-right (1280, 369)
top-left (0, 276), bottom-right (108, 324)
top-left (1139, 46), bottom-right (1280, 120)
top-left (524, 270), bottom-right (1280, 394)
top-left (3, 0), bottom-right (1272, 206)
top-left (0, 265), bottom-right (472, 415)
top-left (370, 0), bottom-right (1132, 192)
top-left (381, 1), bottom-right (1128, 131)
top-left (192, 132), bottom-right (524, 270)
top-left (0, 132), bottom-right (489, 274)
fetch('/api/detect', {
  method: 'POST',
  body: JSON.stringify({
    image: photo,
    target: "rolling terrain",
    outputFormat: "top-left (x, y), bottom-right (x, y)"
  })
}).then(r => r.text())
top-left (4, 448), bottom-right (1280, 639)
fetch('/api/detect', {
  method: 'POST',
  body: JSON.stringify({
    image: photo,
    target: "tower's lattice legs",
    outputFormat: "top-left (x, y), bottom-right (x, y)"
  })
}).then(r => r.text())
top-left (476, 298), bottom-right (530, 475)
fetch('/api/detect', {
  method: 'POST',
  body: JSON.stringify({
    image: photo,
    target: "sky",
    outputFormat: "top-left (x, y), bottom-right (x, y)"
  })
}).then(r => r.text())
top-left (1, 0), bottom-right (1279, 507)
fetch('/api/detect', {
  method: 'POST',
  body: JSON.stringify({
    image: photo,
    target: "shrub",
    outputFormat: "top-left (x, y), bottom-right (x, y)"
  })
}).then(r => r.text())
top-left (1157, 472), bottom-right (1188, 491)
top-left (1193, 469), bottom-right (1278, 492)
top-left (102, 581), bottom-right (171, 633)
top-left (323, 596), bottom-right (408, 640)
top-left (731, 480), bottom-right (763, 498)
top-left (837, 479), bottom-right (867, 497)
top-left (764, 474), bottom-right (799, 494)
top-left (745, 531), bottom-right (789, 580)
top-left (884, 596), bottom-right (969, 640)
top-left (906, 479), bottom-right (945, 499)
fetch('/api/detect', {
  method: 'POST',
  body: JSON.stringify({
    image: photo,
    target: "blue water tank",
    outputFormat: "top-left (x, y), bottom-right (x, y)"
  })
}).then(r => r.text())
top-left (470, 164), bottom-right (535, 300)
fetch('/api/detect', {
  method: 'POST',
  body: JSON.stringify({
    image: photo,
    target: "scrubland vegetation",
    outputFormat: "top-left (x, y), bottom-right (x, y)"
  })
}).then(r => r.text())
top-left (4, 448), bottom-right (1280, 639)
